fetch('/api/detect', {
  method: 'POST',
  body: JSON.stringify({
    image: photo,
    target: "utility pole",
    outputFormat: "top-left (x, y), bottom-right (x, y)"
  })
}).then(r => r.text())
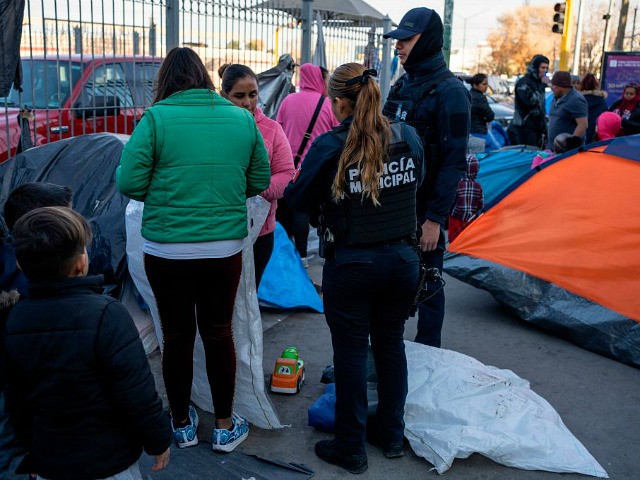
top-left (602, 0), bottom-right (614, 59)
top-left (614, 0), bottom-right (631, 50)
top-left (443, 0), bottom-right (454, 67)
top-left (572, 0), bottom-right (585, 75)
top-left (632, 6), bottom-right (638, 50)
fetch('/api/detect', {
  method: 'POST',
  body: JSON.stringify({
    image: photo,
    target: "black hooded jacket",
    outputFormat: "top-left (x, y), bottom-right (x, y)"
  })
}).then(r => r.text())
top-left (383, 51), bottom-right (470, 226)
top-left (513, 55), bottom-right (549, 133)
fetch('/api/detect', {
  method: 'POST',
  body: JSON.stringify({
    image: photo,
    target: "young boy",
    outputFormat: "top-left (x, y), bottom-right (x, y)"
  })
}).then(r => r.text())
top-left (0, 182), bottom-right (74, 479)
top-left (3, 206), bottom-right (171, 479)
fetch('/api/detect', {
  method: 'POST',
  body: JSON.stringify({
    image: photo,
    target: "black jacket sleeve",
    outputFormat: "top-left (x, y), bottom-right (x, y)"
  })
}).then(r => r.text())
top-left (95, 301), bottom-right (172, 456)
top-left (284, 131), bottom-right (343, 216)
top-left (419, 80), bottom-right (470, 225)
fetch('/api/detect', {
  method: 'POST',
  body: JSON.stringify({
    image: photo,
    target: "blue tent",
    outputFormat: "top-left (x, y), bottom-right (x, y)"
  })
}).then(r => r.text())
top-left (476, 147), bottom-right (540, 205)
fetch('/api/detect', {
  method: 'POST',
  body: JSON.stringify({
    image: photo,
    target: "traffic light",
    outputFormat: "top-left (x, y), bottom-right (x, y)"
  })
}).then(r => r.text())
top-left (553, 2), bottom-right (566, 34)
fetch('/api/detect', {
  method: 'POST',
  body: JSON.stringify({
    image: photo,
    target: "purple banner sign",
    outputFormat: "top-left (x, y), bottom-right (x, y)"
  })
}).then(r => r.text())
top-left (601, 52), bottom-right (640, 108)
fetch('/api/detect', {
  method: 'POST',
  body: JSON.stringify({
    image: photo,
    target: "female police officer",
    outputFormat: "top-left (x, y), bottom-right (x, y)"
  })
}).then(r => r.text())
top-left (284, 63), bottom-right (424, 474)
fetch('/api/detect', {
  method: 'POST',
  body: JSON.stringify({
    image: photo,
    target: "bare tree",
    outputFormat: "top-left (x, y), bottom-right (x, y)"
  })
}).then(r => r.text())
top-left (614, 0), bottom-right (630, 50)
top-left (485, 6), bottom-right (559, 76)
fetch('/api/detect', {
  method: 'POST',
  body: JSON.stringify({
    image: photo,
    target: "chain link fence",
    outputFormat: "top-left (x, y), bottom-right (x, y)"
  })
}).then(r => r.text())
top-left (1, 0), bottom-right (390, 161)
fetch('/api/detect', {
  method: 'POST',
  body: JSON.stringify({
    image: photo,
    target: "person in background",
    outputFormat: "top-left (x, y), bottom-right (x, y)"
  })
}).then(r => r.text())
top-left (218, 63), bottom-right (295, 288)
top-left (117, 47), bottom-right (270, 453)
top-left (548, 71), bottom-right (588, 151)
top-left (285, 63), bottom-right (424, 475)
top-left (595, 111), bottom-right (622, 140)
top-left (469, 73), bottom-right (495, 135)
top-left (612, 84), bottom-right (640, 135)
top-left (382, 7), bottom-right (470, 348)
top-left (276, 63), bottom-right (339, 266)
top-left (4, 206), bottom-right (171, 480)
top-left (448, 154), bottom-right (484, 242)
top-left (511, 54), bottom-right (550, 148)
top-left (0, 182), bottom-right (73, 480)
top-left (578, 73), bottom-right (607, 144)
top-left (609, 83), bottom-right (639, 120)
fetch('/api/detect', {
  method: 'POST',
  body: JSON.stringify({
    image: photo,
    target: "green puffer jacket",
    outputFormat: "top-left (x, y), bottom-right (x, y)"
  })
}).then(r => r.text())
top-left (117, 89), bottom-right (271, 243)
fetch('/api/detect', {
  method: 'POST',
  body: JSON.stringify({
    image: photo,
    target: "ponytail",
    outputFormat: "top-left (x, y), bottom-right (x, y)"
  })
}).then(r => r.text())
top-left (328, 63), bottom-right (391, 206)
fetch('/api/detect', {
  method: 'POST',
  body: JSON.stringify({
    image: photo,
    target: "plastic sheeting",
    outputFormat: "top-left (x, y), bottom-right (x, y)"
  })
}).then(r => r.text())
top-left (444, 253), bottom-right (640, 368)
top-left (125, 197), bottom-right (282, 429)
top-left (258, 223), bottom-right (323, 312)
top-left (403, 341), bottom-right (608, 477)
top-left (0, 0), bottom-right (25, 97)
top-left (470, 121), bottom-right (510, 153)
top-left (0, 133), bottom-right (131, 287)
top-left (257, 54), bottom-right (296, 119)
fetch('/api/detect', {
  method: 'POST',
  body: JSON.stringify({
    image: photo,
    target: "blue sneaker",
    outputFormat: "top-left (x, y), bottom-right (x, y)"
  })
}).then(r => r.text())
top-left (172, 405), bottom-right (199, 448)
top-left (211, 413), bottom-right (249, 452)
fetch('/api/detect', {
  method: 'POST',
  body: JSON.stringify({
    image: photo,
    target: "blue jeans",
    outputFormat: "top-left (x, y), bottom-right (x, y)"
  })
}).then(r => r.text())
top-left (415, 229), bottom-right (445, 347)
top-left (0, 390), bottom-right (16, 480)
top-left (322, 243), bottom-right (419, 456)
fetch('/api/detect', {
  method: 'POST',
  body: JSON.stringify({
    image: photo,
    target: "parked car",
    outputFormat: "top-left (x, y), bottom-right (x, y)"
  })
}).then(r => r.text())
top-left (0, 55), bottom-right (162, 162)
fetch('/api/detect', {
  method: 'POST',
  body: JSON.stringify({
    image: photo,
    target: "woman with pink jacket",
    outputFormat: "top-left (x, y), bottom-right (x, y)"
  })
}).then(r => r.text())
top-left (219, 64), bottom-right (296, 287)
top-left (276, 63), bottom-right (339, 264)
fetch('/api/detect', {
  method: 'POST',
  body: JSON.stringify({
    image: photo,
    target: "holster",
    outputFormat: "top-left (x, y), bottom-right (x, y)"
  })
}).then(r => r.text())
top-left (317, 226), bottom-right (336, 260)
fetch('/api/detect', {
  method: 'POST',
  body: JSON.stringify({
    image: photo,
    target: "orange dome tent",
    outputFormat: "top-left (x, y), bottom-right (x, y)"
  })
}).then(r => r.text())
top-left (445, 136), bottom-right (640, 367)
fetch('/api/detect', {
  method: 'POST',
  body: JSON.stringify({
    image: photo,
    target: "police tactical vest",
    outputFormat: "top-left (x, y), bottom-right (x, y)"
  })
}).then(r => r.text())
top-left (323, 122), bottom-right (420, 246)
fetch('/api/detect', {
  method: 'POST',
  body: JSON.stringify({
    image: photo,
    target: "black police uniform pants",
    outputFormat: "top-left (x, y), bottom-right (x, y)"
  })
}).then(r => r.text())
top-left (322, 243), bottom-right (419, 457)
top-left (416, 229), bottom-right (446, 347)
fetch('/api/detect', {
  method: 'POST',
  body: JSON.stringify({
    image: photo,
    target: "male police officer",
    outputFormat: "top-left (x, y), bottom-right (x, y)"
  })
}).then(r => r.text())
top-left (383, 7), bottom-right (470, 347)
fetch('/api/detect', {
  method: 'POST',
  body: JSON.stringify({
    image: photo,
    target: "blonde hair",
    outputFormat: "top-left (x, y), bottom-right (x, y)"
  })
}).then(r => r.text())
top-left (329, 63), bottom-right (391, 206)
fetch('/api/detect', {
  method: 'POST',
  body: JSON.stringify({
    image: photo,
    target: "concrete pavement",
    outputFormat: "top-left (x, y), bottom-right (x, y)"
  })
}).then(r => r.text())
top-left (8, 254), bottom-right (638, 479)
top-left (146, 255), bottom-right (639, 479)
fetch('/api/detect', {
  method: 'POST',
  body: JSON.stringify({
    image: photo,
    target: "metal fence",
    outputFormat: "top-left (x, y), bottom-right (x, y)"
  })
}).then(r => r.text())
top-left (1, 0), bottom-right (391, 161)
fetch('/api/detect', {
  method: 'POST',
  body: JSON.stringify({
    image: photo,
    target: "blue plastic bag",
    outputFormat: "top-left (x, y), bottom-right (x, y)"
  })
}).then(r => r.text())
top-left (308, 383), bottom-right (336, 432)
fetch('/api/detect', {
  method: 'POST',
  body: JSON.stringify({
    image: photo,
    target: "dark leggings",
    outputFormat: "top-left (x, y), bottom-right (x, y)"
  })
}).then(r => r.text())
top-left (253, 231), bottom-right (274, 289)
top-left (144, 253), bottom-right (242, 421)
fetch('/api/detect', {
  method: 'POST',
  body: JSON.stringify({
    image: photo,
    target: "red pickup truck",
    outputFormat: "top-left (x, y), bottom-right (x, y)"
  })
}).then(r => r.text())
top-left (0, 55), bottom-right (162, 162)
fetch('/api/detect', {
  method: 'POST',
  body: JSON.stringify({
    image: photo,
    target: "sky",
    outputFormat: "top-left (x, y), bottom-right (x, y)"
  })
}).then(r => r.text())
top-left (366, 0), bottom-right (556, 71)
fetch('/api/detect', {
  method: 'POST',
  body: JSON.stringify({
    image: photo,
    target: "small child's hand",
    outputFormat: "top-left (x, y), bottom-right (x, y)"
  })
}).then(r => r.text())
top-left (152, 447), bottom-right (171, 471)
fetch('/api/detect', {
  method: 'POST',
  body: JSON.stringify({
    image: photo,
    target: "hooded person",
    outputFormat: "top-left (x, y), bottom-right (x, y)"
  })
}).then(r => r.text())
top-left (382, 7), bottom-right (470, 348)
top-left (596, 111), bottom-right (622, 140)
top-left (511, 54), bottom-right (550, 148)
top-left (276, 63), bottom-right (339, 264)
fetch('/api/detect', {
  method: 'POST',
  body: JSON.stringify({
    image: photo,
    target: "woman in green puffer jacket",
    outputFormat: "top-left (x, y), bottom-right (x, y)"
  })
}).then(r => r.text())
top-left (116, 47), bottom-right (270, 454)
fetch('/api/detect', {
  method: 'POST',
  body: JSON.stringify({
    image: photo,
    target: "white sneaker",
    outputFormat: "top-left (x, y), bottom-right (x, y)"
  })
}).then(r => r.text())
top-left (211, 413), bottom-right (249, 453)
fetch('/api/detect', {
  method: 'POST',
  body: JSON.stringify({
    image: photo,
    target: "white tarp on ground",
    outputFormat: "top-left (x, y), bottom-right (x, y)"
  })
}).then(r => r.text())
top-left (125, 197), bottom-right (282, 430)
top-left (404, 341), bottom-right (608, 477)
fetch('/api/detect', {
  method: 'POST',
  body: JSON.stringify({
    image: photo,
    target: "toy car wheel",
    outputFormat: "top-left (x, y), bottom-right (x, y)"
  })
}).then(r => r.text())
top-left (297, 371), bottom-right (305, 393)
